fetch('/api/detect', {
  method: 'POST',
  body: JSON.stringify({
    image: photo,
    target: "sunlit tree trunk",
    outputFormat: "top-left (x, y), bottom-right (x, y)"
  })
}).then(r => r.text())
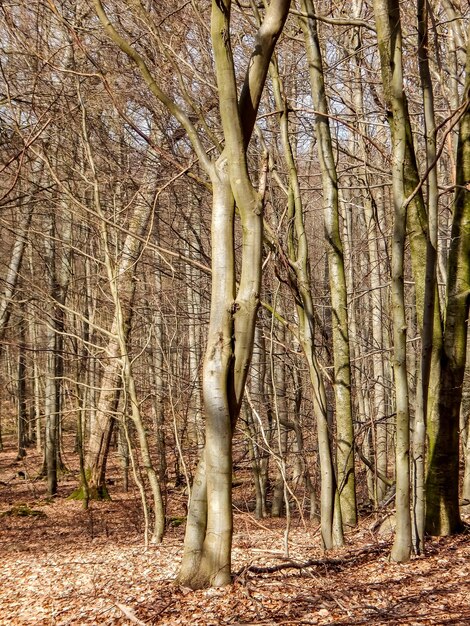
top-left (0, 204), bottom-right (34, 345)
top-left (94, 0), bottom-right (290, 587)
top-left (179, 0), bottom-right (291, 588)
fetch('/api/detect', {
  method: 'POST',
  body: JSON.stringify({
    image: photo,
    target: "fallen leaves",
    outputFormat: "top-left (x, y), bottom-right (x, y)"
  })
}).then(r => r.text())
top-left (1, 442), bottom-right (470, 625)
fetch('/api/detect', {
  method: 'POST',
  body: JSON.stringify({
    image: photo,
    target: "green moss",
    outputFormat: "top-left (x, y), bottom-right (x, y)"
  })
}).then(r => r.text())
top-left (68, 483), bottom-right (111, 502)
top-left (1, 505), bottom-right (47, 518)
top-left (167, 516), bottom-right (186, 527)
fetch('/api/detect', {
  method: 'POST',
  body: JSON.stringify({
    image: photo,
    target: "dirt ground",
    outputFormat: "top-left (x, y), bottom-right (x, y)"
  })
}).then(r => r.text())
top-left (1, 439), bottom-right (469, 625)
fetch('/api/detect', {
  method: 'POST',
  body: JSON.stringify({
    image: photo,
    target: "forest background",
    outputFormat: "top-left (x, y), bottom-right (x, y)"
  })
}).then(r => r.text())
top-left (0, 0), bottom-right (469, 622)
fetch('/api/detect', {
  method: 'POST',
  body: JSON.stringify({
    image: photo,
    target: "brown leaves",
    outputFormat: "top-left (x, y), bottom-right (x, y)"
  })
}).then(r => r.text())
top-left (1, 443), bottom-right (470, 625)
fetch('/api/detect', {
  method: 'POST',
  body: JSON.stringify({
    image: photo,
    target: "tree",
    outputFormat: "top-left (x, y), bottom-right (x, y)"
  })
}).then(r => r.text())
top-left (373, 0), bottom-right (413, 561)
top-left (299, 0), bottom-right (356, 529)
top-left (0, 0), bottom-right (468, 593)
top-left (264, 36), bottom-right (343, 547)
top-left (425, 33), bottom-right (470, 535)
top-left (92, 0), bottom-right (291, 588)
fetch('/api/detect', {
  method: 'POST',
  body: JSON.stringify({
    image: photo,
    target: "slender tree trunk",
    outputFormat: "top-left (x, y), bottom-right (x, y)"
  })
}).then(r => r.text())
top-left (270, 320), bottom-right (288, 518)
top-left (121, 345), bottom-right (165, 543)
top-left (412, 0), bottom-right (439, 553)
top-left (85, 198), bottom-right (154, 496)
top-left (150, 275), bottom-right (167, 486)
top-left (0, 205), bottom-right (33, 345)
top-left (247, 324), bottom-right (268, 519)
top-left (300, 0), bottom-right (356, 528)
top-left (463, 387), bottom-right (470, 510)
top-left (373, 0), bottom-right (412, 562)
top-left (44, 217), bottom-right (58, 495)
top-left (29, 306), bottom-right (42, 453)
top-left (16, 310), bottom-right (27, 460)
top-left (349, 11), bottom-right (390, 503)
top-left (266, 45), bottom-right (342, 546)
top-left (244, 403), bottom-right (267, 519)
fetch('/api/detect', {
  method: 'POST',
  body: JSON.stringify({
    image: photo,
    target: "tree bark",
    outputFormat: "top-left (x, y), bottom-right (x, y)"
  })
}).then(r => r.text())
top-left (93, 0), bottom-right (291, 587)
top-left (373, 0), bottom-right (412, 562)
top-left (300, 0), bottom-right (356, 528)
top-left (425, 38), bottom-right (470, 535)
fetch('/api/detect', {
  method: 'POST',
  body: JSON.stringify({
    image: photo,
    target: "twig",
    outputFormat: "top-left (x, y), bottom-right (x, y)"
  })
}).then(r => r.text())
top-left (115, 603), bottom-right (147, 626)
top-left (234, 544), bottom-right (387, 576)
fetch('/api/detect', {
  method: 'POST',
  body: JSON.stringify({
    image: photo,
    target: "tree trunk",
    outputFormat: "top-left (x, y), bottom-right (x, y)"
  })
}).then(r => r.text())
top-left (300, 0), bottom-right (356, 528)
top-left (426, 40), bottom-right (470, 535)
top-left (373, 0), bottom-right (412, 562)
top-left (16, 310), bottom-right (27, 460)
top-left (0, 205), bottom-right (33, 346)
top-left (349, 10), bottom-right (390, 504)
top-left (412, 0), bottom-right (439, 553)
top-left (93, 0), bottom-right (291, 588)
top-left (84, 197), bottom-right (154, 497)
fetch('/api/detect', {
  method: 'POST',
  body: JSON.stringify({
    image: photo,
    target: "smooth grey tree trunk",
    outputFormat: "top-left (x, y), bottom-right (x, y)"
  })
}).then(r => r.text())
top-left (93, 0), bottom-right (291, 588)
top-left (0, 204), bottom-right (34, 345)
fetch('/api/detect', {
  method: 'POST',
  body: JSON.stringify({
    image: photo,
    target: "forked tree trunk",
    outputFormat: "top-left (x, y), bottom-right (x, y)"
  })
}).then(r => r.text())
top-left (179, 0), bottom-right (291, 588)
top-left (93, 0), bottom-right (291, 588)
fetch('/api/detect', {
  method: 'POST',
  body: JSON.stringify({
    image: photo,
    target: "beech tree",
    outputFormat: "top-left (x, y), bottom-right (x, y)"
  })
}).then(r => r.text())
top-left (426, 33), bottom-right (469, 536)
top-left (0, 0), bottom-right (468, 593)
top-left (299, 0), bottom-right (356, 529)
top-left (91, 0), bottom-right (291, 588)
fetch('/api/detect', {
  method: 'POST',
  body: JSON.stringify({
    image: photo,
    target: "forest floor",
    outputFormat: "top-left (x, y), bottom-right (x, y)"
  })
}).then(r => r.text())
top-left (1, 439), bottom-right (470, 625)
